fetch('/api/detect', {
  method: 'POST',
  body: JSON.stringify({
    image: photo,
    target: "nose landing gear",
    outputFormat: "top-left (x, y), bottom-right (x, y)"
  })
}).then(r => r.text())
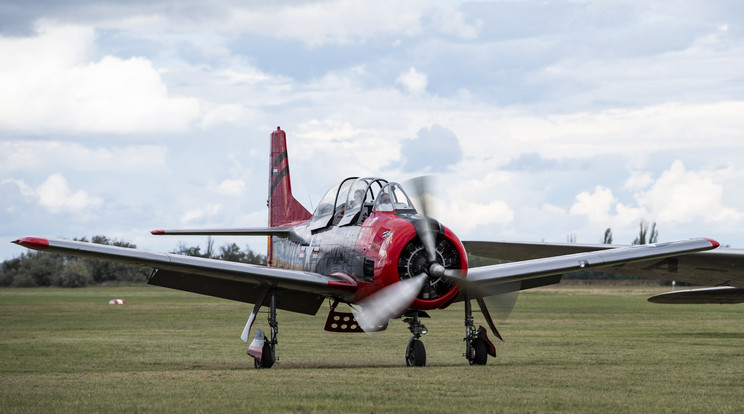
top-left (404, 311), bottom-right (428, 367)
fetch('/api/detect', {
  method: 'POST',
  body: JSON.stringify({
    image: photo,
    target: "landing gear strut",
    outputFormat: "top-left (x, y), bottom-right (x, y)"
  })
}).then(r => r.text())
top-left (404, 312), bottom-right (428, 367)
top-left (464, 296), bottom-right (491, 365)
top-left (254, 292), bottom-right (278, 369)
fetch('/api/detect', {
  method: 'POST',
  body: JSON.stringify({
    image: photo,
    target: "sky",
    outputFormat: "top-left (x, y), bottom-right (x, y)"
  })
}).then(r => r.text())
top-left (1, 0), bottom-right (743, 261)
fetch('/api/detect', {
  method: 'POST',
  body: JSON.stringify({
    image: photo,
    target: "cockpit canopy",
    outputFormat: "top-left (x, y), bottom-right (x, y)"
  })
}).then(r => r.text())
top-left (309, 177), bottom-right (417, 230)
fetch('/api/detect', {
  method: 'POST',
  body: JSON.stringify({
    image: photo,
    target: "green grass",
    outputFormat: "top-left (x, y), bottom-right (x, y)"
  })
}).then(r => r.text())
top-left (1, 285), bottom-right (742, 413)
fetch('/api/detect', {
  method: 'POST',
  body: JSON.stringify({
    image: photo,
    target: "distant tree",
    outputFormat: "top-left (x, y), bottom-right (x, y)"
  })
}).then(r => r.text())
top-left (566, 233), bottom-right (577, 243)
top-left (173, 240), bottom-right (266, 265)
top-left (244, 250), bottom-right (267, 265)
top-left (172, 243), bottom-right (208, 258)
top-left (1, 251), bottom-right (64, 287)
top-left (58, 259), bottom-right (93, 287)
top-left (205, 237), bottom-right (215, 259)
top-left (602, 228), bottom-right (613, 244)
top-left (218, 243), bottom-right (247, 262)
top-left (632, 220), bottom-right (658, 245)
top-left (1, 236), bottom-right (150, 287)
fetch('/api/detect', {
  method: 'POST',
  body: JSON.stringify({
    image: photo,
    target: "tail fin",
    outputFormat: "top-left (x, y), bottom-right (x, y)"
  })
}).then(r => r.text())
top-left (268, 127), bottom-right (312, 227)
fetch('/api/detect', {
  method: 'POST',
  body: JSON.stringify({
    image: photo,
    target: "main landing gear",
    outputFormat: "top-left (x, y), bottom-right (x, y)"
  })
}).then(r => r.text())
top-left (463, 296), bottom-right (496, 365)
top-left (253, 293), bottom-right (278, 369)
top-left (404, 311), bottom-right (428, 367)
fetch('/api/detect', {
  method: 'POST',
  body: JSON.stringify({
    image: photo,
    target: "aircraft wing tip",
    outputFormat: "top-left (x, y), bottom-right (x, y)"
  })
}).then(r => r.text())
top-left (151, 229), bottom-right (165, 235)
top-left (12, 237), bottom-right (50, 250)
top-left (705, 238), bottom-right (720, 248)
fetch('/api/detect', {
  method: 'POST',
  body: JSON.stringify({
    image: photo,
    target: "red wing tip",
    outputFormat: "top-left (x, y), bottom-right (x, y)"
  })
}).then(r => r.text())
top-left (12, 237), bottom-right (50, 250)
top-left (705, 238), bottom-right (720, 248)
top-left (151, 230), bottom-right (165, 235)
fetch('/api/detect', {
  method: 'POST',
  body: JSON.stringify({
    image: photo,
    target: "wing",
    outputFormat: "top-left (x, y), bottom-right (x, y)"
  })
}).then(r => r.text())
top-left (464, 238), bottom-right (721, 293)
top-left (463, 239), bottom-right (744, 287)
top-left (12, 237), bottom-right (357, 315)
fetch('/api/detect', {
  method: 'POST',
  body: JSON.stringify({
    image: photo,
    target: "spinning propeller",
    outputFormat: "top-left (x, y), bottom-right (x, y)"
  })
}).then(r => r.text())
top-left (353, 176), bottom-right (517, 335)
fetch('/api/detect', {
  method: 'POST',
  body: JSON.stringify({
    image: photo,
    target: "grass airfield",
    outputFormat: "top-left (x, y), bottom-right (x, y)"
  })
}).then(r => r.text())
top-left (1, 284), bottom-right (742, 413)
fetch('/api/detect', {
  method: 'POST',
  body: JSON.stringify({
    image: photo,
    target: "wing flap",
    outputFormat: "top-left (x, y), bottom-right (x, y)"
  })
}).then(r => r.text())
top-left (467, 238), bottom-right (719, 292)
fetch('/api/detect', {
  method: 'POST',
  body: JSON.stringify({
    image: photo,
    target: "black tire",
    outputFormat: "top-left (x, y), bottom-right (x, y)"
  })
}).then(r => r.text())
top-left (469, 339), bottom-right (488, 366)
top-left (254, 341), bottom-right (275, 369)
top-left (406, 339), bottom-right (426, 367)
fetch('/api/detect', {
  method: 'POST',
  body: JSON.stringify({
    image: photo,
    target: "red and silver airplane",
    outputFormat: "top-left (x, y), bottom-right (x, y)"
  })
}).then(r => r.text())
top-left (12, 127), bottom-right (743, 368)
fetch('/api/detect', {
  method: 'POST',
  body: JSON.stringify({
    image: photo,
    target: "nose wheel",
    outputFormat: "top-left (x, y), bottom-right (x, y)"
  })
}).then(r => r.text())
top-left (406, 338), bottom-right (426, 367)
top-left (404, 312), bottom-right (428, 367)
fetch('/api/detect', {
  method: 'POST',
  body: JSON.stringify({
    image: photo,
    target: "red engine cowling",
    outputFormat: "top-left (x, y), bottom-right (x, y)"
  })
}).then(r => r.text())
top-left (359, 213), bottom-right (467, 311)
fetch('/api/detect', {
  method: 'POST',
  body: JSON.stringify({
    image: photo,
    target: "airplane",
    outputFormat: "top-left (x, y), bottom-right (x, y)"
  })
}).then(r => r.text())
top-left (11, 127), bottom-right (741, 369)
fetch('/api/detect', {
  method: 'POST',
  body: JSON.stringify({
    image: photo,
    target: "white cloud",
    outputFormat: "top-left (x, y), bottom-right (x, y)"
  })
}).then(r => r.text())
top-left (228, 1), bottom-right (468, 47)
top-left (570, 186), bottom-right (616, 224)
top-left (0, 141), bottom-right (167, 174)
top-left (1, 178), bottom-right (35, 199)
top-left (636, 160), bottom-right (743, 223)
top-left (181, 204), bottom-right (223, 224)
top-left (429, 6), bottom-right (482, 40)
top-left (396, 68), bottom-right (428, 94)
top-left (292, 119), bottom-right (401, 178)
top-left (228, 1), bottom-right (424, 47)
top-left (442, 199), bottom-right (514, 234)
top-left (200, 104), bottom-right (253, 128)
top-left (0, 22), bottom-right (201, 135)
top-left (623, 171), bottom-right (654, 191)
top-left (568, 185), bottom-right (648, 241)
top-left (565, 161), bottom-right (744, 243)
top-left (213, 179), bottom-right (245, 197)
top-left (36, 173), bottom-right (102, 213)
top-left (454, 101), bottom-right (744, 164)
top-left (3, 174), bottom-right (102, 213)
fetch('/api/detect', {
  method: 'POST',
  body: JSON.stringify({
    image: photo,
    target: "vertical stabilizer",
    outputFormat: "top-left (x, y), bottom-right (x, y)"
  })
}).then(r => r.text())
top-left (269, 127), bottom-right (311, 227)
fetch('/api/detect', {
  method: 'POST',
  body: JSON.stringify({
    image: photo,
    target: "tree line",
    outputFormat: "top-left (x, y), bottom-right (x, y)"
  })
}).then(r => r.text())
top-left (0, 236), bottom-right (266, 288)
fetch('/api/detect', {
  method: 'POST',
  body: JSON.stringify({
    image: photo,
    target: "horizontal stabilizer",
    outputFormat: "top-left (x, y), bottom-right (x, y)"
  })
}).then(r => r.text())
top-left (648, 287), bottom-right (744, 304)
top-left (151, 227), bottom-right (293, 237)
